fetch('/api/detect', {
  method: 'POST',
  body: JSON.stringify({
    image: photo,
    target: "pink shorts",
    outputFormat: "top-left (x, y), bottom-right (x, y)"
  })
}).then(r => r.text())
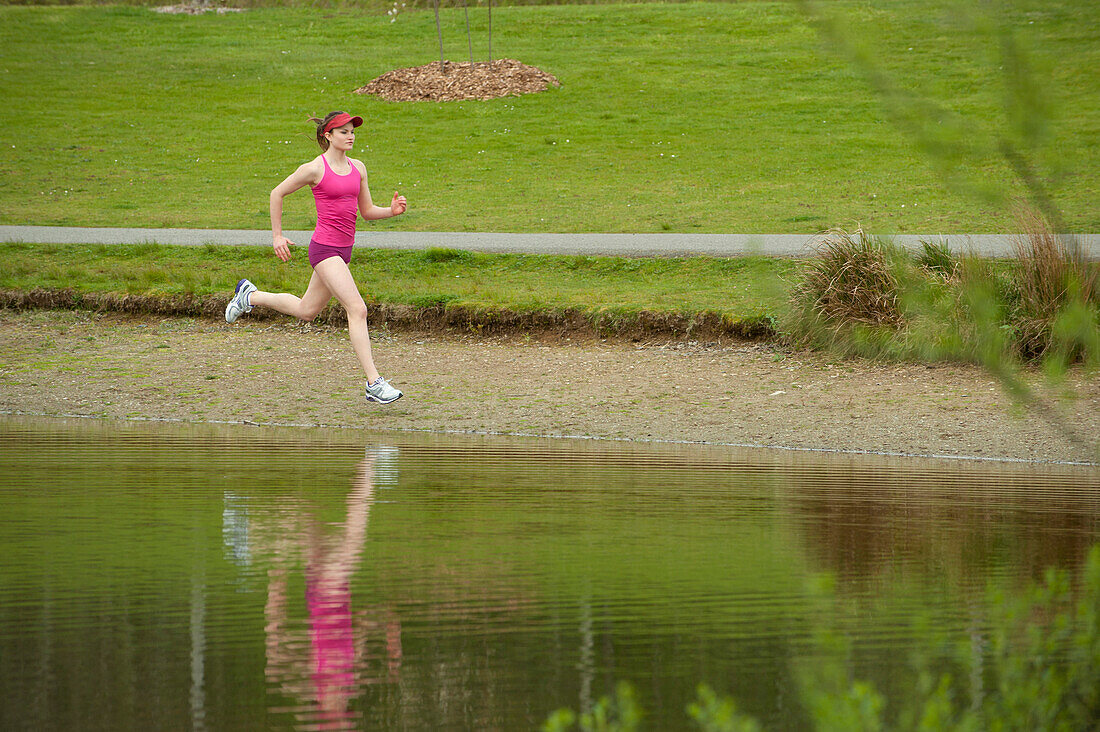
top-left (308, 239), bottom-right (353, 269)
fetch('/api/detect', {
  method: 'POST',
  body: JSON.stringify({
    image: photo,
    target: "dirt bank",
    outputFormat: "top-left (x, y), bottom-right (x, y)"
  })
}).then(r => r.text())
top-left (0, 288), bottom-right (775, 341)
top-left (1, 310), bottom-right (1097, 464)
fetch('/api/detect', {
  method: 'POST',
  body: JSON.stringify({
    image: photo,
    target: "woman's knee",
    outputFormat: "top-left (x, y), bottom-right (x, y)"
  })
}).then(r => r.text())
top-left (345, 302), bottom-right (369, 322)
top-left (297, 303), bottom-right (325, 321)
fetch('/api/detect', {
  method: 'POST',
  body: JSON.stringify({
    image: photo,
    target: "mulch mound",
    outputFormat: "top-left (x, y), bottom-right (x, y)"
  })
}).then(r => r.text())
top-left (153, 3), bottom-right (243, 14)
top-left (355, 59), bottom-right (560, 102)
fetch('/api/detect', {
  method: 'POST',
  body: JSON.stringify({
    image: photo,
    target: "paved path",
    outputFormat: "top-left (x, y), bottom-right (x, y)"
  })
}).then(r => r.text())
top-left (2, 225), bottom-right (1098, 258)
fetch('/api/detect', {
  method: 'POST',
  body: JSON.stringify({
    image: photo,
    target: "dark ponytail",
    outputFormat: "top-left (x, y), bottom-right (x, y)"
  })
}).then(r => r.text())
top-left (309, 111), bottom-right (345, 151)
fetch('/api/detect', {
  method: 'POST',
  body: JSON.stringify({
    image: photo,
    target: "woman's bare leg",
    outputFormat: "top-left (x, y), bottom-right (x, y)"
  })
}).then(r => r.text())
top-left (312, 257), bottom-right (380, 383)
top-left (250, 270), bottom-right (333, 321)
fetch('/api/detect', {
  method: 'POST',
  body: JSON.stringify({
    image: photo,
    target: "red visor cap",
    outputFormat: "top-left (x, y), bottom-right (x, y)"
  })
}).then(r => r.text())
top-left (324, 113), bottom-right (364, 133)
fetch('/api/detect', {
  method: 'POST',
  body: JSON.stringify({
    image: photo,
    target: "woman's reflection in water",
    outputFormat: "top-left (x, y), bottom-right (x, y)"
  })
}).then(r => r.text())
top-left (263, 449), bottom-right (402, 730)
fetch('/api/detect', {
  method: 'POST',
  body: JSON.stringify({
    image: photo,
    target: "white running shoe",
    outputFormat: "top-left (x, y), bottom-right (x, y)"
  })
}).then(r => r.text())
top-left (365, 377), bottom-right (403, 404)
top-left (225, 279), bottom-right (257, 324)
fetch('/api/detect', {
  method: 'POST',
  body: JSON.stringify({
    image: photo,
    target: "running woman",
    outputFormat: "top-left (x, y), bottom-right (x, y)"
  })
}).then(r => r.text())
top-left (225, 111), bottom-right (406, 404)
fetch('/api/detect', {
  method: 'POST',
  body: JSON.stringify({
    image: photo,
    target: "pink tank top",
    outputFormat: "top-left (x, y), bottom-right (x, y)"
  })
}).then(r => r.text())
top-left (311, 155), bottom-right (361, 247)
top-left (306, 573), bottom-right (355, 715)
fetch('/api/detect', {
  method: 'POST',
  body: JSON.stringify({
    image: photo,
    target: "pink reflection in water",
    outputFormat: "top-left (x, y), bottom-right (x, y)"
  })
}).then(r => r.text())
top-left (262, 451), bottom-right (402, 730)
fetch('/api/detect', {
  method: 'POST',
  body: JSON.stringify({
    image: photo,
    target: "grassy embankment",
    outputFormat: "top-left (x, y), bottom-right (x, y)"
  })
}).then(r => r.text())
top-left (0, 242), bottom-right (795, 338)
top-left (1, 1), bottom-right (1098, 233)
top-left (1, 2), bottom-right (1096, 341)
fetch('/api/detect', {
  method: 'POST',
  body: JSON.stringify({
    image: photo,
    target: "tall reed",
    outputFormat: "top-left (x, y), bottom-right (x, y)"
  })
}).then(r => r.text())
top-left (1009, 208), bottom-right (1099, 359)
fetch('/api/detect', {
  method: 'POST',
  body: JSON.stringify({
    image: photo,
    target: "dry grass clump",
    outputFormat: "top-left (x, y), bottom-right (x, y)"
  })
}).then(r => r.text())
top-left (782, 216), bottom-right (1098, 364)
top-left (355, 59), bottom-right (560, 102)
top-left (916, 237), bottom-right (960, 280)
top-left (789, 227), bottom-right (906, 333)
top-left (1010, 208), bottom-right (1099, 359)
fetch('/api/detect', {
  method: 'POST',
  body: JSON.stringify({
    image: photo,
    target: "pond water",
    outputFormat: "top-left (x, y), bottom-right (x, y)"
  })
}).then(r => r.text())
top-left (0, 418), bottom-right (1097, 730)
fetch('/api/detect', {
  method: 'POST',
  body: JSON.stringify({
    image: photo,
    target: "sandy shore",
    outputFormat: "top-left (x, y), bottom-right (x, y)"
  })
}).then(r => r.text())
top-left (1, 310), bottom-right (1097, 464)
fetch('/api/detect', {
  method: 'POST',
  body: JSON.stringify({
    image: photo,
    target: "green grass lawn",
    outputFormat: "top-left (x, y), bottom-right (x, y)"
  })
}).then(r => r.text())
top-left (0, 241), bottom-right (796, 321)
top-left (1, 1), bottom-right (1096, 233)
